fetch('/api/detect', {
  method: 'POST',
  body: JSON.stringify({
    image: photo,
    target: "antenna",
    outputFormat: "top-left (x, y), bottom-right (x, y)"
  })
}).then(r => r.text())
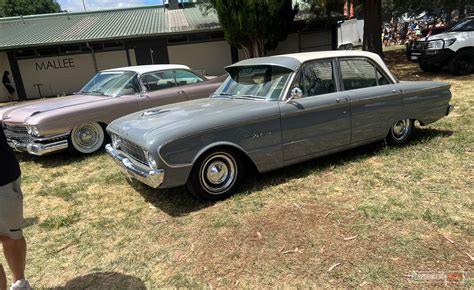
top-left (82, 0), bottom-right (87, 11)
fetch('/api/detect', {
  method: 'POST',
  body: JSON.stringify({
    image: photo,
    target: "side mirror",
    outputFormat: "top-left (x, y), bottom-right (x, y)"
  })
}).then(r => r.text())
top-left (287, 87), bottom-right (303, 103)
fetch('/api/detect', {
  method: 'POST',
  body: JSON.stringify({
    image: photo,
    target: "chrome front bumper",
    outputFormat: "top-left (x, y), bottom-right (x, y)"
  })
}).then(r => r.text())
top-left (8, 139), bottom-right (68, 156)
top-left (105, 144), bottom-right (164, 188)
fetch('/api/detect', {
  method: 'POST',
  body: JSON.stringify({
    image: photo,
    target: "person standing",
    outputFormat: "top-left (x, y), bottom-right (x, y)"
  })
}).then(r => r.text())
top-left (0, 129), bottom-right (30, 290)
top-left (2, 72), bottom-right (15, 102)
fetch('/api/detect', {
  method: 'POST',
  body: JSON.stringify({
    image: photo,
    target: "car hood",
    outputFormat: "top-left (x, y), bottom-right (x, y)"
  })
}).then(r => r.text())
top-left (426, 31), bottom-right (465, 41)
top-left (1, 94), bottom-right (110, 124)
top-left (108, 97), bottom-right (277, 146)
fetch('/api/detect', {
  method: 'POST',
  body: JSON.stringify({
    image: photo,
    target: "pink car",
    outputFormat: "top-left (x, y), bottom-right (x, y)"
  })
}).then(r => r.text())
top-left (1, 64), bottom-right (224, 155)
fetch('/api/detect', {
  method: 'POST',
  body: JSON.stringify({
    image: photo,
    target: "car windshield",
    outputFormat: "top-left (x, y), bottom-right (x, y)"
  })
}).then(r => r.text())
top-left (79, 71), bottom-right (141, 97)
top-left (448, 18), bottom-right (474, 32)
top-left (213, 65), bottom-right (293, 100)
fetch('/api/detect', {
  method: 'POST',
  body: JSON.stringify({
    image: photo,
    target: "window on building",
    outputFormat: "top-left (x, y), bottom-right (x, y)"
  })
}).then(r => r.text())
top-left (168, 35), bottom-right (188, 44)
top-left (339, 58), bottom-right (378, 91)
top-left (141, 71), bottom-right (176, 91)
top-left (174, 70), bottom-right (204, 86)
top-left (188, 34), bottom-right (210, 42)
top-left (36, 47), bottom-right (59, 56)
top-left (60, 45), bottom-right (82, 54)
top-left (15, 49), bottom-right (36, 58)
top-left (298, 59), bottom-right (336, 97)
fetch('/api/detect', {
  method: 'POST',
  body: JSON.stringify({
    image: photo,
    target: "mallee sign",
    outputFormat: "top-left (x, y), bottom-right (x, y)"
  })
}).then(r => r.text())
top-left (35, 58), bottom-right (75, 71)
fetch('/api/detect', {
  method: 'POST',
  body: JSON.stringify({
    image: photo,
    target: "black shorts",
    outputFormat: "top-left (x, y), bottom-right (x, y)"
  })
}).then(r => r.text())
top-left (4, 84), bottom-right (15, 94)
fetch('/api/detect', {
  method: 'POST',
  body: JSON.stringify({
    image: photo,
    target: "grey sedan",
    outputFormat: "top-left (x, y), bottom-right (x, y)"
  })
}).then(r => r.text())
top-left (106, 51), bottom-right (453, 200)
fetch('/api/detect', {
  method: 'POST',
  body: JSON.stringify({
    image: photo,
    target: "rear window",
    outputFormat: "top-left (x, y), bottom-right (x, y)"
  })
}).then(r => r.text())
top-left (340, 59), bottom-right (378, 91)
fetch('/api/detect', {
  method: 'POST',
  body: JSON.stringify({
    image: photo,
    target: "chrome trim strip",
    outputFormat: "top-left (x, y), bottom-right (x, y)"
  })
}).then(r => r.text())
top-left (105, 144), bottom-right (164, 188)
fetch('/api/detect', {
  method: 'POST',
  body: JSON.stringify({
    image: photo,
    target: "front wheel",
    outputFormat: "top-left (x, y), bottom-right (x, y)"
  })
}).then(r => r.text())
top-left (69, 122), bottom-right (106, 154)
top-left (186, 149), bottom-right (244, 201)
top-left (386, 119), bottom-right (414, 145)
top-left (448, 51), bottom-right (474, 75)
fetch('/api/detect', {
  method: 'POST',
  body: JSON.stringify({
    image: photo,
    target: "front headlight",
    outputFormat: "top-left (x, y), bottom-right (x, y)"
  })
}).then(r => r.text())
top-left (111, 134), bottom-right (121, 149)
top-left (26, 125), bottom-right (40, 137)
top-left (427, 40), bottom-right (444, 50)
top-left (145, 151), bottom-right (158, 170)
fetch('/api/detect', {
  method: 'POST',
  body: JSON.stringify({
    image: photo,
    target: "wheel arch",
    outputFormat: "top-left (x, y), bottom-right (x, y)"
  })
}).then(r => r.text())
top-left (191, 142), bottom-right (259, 174)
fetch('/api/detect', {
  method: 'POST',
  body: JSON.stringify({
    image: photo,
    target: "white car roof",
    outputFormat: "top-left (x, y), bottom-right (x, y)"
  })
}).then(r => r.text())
top-left (228, 51), bottom-right (387, 71)
top-left (104, 64), bottom-right (190, 74)
top-left (226, 50), bottom-right (397, 83)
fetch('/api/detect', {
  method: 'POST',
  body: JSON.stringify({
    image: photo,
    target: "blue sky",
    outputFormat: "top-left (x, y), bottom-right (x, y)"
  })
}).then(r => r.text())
top-left (58, 0), bottom-right (164, 12)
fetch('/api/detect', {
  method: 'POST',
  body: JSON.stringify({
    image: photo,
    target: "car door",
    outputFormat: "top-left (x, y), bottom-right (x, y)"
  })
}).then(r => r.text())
top-left (279, 58), bottom-right (351, 161)
top-left (338, 58), bottom-right (403, 143)
top-left (137, 70), bottom-right (187, 110)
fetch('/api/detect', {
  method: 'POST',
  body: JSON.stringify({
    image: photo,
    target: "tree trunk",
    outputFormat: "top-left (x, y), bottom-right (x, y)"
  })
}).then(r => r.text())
top-left (459, 0), bottom-right (466, 19)
top-left (362, 0), bottom-right (383, 58)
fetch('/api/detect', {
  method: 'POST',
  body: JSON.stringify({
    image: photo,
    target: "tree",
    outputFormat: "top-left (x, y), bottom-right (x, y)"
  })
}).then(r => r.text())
top-left (200, 0), bottom-right (298, 58)
top-left (362, 0), bottom-right (383, 57)
top-left (0, 0), bottom-right (61, 17)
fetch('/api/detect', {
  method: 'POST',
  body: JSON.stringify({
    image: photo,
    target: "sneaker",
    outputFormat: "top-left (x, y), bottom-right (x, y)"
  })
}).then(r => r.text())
top-left (10, 279), bottom-right (31, 290)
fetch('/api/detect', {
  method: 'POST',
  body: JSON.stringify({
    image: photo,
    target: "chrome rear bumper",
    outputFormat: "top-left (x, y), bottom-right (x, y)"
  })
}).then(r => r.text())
top-left (105, 144), bottom-right (164, 188)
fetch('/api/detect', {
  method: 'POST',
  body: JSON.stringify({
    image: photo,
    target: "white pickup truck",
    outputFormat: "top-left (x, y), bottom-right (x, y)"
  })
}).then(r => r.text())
top-left (407, 16), bottom-right (474, 75)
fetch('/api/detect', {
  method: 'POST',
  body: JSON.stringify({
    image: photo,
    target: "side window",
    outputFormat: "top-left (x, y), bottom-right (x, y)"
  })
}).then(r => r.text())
top-left (340, 59), bottom-right (377, 90)
top-left (298, 59), bottom-right (336, 97)
top-left (376, 69), bottom-right (390, 86)
top-left (141, 71), bottom-right (176, 92)
top-left (119, 75), bottom-right (141, 95)
top-left (175, 70), bottom-right (204, 86)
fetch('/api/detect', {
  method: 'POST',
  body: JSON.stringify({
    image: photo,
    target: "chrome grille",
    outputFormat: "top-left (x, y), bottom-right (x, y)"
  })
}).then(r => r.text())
top-left (3, 124), bottom-right (31, 143)
top-left (119, 137), bottom-right (147, 165)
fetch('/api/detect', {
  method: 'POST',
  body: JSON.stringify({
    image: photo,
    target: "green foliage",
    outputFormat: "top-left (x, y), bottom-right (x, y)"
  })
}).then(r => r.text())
top-left (382, 0), bottom-right (469, 18)
top-left (201, 0), bottom-right (298, 57)
top-left (0, 0), bottom-right (61, 17)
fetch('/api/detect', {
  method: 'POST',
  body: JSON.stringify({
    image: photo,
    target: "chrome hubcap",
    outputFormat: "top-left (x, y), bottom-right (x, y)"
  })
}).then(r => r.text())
top-left (73, 124), bottom-right (100, 149)
top-left (207, 161), bottom-right (229, 185)
top-left (391, 119), bottom-right (411, 141)
top-left (200, 153), bottom-right (237, 195)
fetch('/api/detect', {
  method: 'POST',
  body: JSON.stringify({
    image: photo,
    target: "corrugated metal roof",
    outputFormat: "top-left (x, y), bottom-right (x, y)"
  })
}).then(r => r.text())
top-left (0, 5), bottom-right (220, 50)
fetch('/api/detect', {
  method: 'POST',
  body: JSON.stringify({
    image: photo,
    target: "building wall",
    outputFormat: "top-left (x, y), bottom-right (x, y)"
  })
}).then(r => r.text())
top-left (167, 41), bottom-right (232, 76)
top-left (0, 52), bottom-right (14, 102)
top-left (17, 50), bottom-right (132, 99)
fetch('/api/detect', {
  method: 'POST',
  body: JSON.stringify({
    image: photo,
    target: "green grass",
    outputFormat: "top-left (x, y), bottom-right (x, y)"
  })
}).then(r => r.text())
top-left (0, 50), bottom-right (472, 288)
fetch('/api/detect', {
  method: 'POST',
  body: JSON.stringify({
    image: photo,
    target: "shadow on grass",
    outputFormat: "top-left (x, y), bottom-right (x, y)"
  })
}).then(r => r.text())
top-left (15, 150), bottom-right (102, 168)
top-left (48, 272), bottom-right (146, 289)
top-left (132, 127), bottom-right (453, 217)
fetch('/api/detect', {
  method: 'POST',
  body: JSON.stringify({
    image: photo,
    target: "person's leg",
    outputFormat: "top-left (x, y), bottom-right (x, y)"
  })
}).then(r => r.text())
top-left (0, 236), bottom-right (26, 282)
top-left (0, 263), bottom-right (6, 290)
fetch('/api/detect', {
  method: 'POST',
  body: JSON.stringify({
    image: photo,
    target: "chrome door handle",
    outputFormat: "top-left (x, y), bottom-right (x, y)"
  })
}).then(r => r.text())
top-left (336, 98), bottom-right (349, 103)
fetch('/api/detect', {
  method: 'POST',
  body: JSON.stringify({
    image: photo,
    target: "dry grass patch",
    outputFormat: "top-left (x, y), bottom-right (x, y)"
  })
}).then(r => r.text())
top-left (0, 49), bottom-right (472, 288)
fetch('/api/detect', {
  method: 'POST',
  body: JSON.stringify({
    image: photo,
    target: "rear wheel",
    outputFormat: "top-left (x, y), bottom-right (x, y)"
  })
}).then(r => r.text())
top-left (386, 119), bottom-right (414, 145)
top-left (69, 122), bottom-right (106, 154)
top-left (186, 148), bottom-right (244, 201)
top-left (448, 51), bottom-right (474, 75)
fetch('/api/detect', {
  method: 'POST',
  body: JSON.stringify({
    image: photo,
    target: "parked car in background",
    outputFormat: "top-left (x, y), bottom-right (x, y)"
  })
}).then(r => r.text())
top-left (407, 16), bottom-right (474, 75)
top-left (106, 51), bottom-right (453, 201)
top-left (0, 65), bottom-right (225, 155)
